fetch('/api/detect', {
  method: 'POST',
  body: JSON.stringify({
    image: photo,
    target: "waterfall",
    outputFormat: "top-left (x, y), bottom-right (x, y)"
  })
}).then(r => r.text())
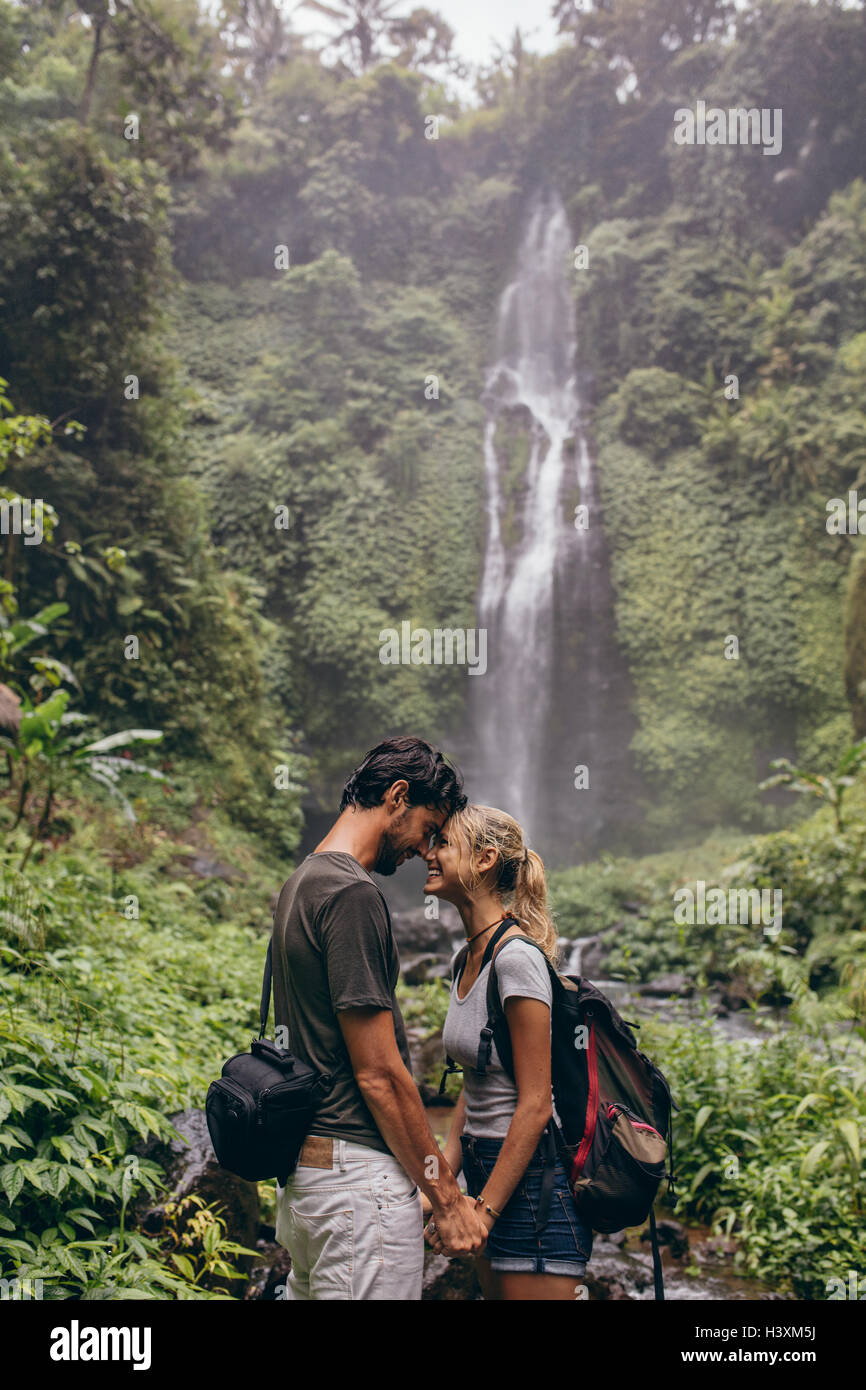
top-left (465, 189), bottom-right (643, 864)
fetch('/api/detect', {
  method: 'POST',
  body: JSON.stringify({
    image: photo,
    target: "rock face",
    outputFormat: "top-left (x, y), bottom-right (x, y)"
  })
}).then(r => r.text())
top-left (391, 903), bottom-right (461, 956)
top-left (135, 1108), bottom-right (261, 1273)
top-left (245, 1232), bottom-right (292, 1300)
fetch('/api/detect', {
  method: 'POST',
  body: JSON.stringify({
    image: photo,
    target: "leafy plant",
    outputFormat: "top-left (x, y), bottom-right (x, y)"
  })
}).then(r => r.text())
top-left (760, 740), bottom-right (866, 833)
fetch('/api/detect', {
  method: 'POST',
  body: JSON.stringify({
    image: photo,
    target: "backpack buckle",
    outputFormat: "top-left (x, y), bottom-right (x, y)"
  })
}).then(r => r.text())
top-left (477, 1027), bottom-right (494, 1074)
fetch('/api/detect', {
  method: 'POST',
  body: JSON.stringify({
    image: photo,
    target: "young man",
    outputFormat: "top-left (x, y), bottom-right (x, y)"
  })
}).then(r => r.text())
top-left (271, 736), bottom-right (488, 1300)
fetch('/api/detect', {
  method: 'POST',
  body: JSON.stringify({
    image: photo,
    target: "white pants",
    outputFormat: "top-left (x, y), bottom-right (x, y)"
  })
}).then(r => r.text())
top-left (275, 1139), bottom-right (424, 1300)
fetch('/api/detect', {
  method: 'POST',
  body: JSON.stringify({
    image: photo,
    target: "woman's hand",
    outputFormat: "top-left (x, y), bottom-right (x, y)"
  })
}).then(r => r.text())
top-left (420, 1192), bottom-right (433, 1220)
top-left (425, 1195), bottom-right (488, 1257)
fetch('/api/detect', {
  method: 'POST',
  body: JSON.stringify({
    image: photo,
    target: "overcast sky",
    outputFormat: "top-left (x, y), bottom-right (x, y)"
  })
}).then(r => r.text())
top-left (289, 0), bottom-right (566, 102)
top-left (428, 0), bottom-right (562, 69)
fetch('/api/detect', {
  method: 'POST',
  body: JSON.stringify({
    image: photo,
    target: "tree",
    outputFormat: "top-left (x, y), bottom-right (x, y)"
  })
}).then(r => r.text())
top-left (553, 0), bottom-right (734, 97)
top-left (8, 0), bottom-right (239, 175)
top-left (294, 0), bottom-right (459, 77)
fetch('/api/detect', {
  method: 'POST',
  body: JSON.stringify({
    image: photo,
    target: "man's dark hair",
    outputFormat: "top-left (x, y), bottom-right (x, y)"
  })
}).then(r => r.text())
top-left (340, 736), bottom-right (467, 816)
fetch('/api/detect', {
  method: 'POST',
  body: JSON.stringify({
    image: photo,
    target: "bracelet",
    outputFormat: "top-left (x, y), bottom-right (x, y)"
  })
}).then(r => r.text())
top-left (475, 1194), bottom-right (502, 1220)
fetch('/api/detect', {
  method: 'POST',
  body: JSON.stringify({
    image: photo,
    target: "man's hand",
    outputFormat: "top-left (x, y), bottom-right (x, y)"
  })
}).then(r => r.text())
top-left (424, 1194), bottom-right (488, 1257)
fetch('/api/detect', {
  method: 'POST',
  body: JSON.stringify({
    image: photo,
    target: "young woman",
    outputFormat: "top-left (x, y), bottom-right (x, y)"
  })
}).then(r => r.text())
top-left (421, 804), bottom-right (593, 1301)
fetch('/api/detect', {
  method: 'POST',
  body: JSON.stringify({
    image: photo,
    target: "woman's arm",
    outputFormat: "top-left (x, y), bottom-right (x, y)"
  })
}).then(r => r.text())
top-left (473, 995), bottom-right (553, 1230)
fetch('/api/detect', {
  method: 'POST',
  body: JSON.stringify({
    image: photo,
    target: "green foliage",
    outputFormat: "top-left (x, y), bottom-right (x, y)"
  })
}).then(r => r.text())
top-left (0, 823), bottom-right (272, 1297)
top-left (760, 740), bottom-right (866, 832)
top-left (644, 1015), bottom-right (866, 1299)
top-left (158, 1193), bottom-right (258, 1288)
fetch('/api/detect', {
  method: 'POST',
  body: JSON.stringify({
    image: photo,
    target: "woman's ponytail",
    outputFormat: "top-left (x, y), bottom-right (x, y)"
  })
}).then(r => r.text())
top-left (512, 848), bottom-right (559, 965)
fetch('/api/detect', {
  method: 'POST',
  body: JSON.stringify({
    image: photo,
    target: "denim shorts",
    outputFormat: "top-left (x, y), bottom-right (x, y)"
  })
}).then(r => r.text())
top-left (461, 1133), bottom-right (593, 1277)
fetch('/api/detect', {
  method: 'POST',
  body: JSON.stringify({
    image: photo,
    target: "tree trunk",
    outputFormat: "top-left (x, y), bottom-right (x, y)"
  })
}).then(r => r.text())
top-left (79, 17), bottom-right (105, 127)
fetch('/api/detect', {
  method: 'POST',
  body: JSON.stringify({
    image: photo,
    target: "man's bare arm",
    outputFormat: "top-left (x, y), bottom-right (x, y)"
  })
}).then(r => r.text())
top-left (337, 1005), bottom-right (487, 1254)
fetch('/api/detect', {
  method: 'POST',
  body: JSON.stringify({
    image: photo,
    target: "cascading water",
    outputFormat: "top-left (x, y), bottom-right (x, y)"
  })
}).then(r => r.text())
top-left (465, 189), bottom-right (644, 864)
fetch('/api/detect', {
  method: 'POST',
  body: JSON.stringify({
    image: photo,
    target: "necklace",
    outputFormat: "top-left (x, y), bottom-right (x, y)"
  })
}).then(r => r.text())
top-left (464, 913), bottom-right (508, 946)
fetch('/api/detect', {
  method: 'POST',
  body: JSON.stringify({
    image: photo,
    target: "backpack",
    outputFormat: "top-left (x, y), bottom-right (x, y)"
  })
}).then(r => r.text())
top-left (440, 918), bottom-right (679, 1300)
top-left (206, 939), bottom-right (333, 1186)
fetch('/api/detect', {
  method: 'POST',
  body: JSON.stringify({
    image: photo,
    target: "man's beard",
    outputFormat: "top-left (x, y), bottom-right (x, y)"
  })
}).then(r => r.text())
top-left (373, 820), bottom-right (411, 876)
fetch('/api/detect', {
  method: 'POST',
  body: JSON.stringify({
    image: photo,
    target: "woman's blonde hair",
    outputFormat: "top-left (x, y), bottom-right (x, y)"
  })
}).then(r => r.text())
top-left (446, 803), bottom-right (559, 965)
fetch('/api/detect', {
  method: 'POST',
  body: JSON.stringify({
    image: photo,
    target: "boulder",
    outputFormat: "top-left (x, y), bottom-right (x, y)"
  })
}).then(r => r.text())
top-left (720, 974), bottom-right (755, 1011)
top-left (407, 1025), bottom-right (451, 1104)
top-left (134, 1108), bottom-right (260, 1268)
top-left (401, 954), bottom-right (440, 986)
top-left (245, 1237), bottom-right (293, 1300)
top-left (422, 1251), bottom-right (482, 1300)
top-left (640, 1217), bottom-right (689, 1259)
top-left (391, 903), bottom-right (460, 956)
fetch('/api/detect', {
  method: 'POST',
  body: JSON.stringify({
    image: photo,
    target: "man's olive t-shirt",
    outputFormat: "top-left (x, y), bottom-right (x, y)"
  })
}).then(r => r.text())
top-left (271, 851), bottom-right (412, 1155)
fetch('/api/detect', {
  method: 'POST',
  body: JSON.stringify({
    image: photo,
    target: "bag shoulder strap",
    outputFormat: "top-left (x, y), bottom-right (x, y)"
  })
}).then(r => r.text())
top-left (259, 938), bottom-right (273, 1039)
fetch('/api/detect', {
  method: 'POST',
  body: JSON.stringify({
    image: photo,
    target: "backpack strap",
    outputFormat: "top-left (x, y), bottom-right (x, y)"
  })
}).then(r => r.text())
top-left (475, 918), bottom-right (521, 1073)
top-left (478, 926), bottom-right (554, 1078)
top-left (649, 1206), bottom-right (665, 1300)
top-left (438, 941), bottom-right (470, 1096)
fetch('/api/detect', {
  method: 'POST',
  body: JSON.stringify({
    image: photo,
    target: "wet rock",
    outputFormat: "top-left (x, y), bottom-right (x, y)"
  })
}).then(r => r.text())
top-left (693, 1234), bottom-right (738, 1262)
top-left (558, 935), bottom-right (606, 979)
top-left (407, 1025), bottom-right (452, 1104)
top-left (721, 974), bottom-right (756, 1011)
top-left (401, 954), bottom-right (440, 986)
top-left (641, 1218), bottom-right (689, 1259)
top-left (585, 1273), bottom-right (632, 1300)
top-left (245, 1239), bottom-right (293, 1300)
top-left (392, 904), bottom-right (460, 955)
top-left (134, 1108), bottom-right (260, 1260)
top-left (423, 1251), bottom-right (482, 1300)
top-left (639, 973), bottom-right (693, 999)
